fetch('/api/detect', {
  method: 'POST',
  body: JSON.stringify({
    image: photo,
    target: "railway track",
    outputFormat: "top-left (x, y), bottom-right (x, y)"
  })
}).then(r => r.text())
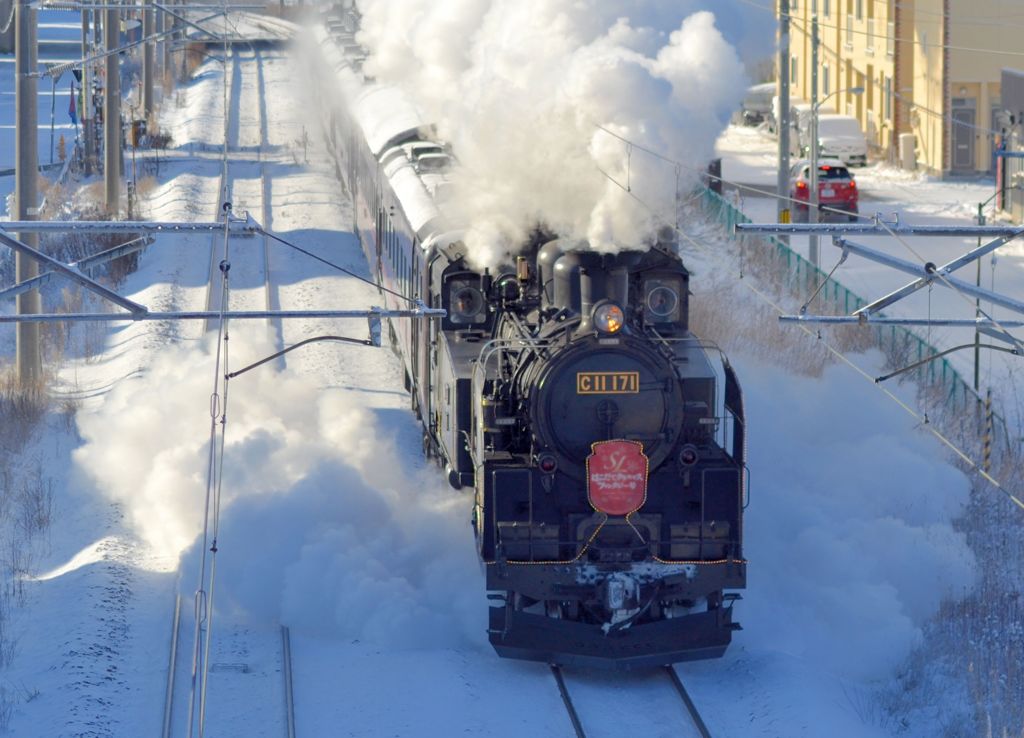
top-left (550, 664), bottom-right (713, 738)
top-left (163, 45), bottom-right (295, 738)
top-left (162, 594), bottom-right (298, 737)
top-left (203, 45), bottom-right (277, 338)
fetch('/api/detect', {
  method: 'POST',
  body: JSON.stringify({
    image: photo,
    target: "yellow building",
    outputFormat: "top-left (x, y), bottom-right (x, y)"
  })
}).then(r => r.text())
top-left (785, 0), bottom-right (1017, 175)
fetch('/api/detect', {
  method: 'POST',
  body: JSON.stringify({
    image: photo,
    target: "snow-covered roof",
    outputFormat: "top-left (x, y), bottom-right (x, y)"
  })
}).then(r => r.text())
top-left (386, 162), bottom-right (444, 236)
top-left (351, 86), bottom-right (432, 157)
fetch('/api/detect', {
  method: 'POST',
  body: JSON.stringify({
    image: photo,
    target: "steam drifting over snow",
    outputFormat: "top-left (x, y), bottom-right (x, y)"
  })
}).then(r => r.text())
top-left (72, 328), bottom-right (485, 649)
top-left (356, 1), bottom-right (747, 265)
top-left (737, 357), bottom-right (976, 681)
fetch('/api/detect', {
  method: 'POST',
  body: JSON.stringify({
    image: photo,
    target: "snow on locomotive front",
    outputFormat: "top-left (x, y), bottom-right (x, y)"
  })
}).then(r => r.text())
top-left (470, 237), bottom-right (747, 669)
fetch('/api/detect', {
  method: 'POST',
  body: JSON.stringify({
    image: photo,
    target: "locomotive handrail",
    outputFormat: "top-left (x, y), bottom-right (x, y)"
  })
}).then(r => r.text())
top-left (472, 337), bottom-right (559, 390)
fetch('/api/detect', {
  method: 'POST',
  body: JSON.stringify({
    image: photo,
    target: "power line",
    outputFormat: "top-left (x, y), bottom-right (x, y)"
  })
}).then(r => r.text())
top-left (739, 0), bottom-right (1024, 58)
top-left (592, 122), bottom-right (1023, 508)
top-left (670, 193), bottom-right (1024, 511)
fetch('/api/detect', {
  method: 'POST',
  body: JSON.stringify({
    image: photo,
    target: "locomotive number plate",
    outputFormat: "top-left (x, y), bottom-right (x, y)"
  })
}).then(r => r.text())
top-left (576, 371), bottom-right (640, 394)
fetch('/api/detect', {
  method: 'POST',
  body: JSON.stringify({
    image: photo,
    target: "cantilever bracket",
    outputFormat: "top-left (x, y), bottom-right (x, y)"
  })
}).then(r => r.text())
top-left (0, 227), bottom-right (147, 314)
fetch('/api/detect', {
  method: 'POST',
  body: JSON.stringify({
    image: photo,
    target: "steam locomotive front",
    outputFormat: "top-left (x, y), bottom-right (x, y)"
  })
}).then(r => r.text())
top-left (519, 246), bottom-right (692, 478)
top-left (477, 241), bottom-right (747, 669)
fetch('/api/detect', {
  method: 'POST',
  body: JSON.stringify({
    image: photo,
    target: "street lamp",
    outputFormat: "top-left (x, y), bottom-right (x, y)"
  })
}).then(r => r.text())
top-left (809, 86), bottom-right (865, 267)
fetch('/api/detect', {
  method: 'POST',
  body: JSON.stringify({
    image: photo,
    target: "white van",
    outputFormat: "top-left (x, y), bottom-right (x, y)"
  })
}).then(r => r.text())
top-left (815, 114), bottom-right (868, 167)
top-left (784, 101), bottom-right (825, 158)
top-left (739, 82), bottom-right (775, 126)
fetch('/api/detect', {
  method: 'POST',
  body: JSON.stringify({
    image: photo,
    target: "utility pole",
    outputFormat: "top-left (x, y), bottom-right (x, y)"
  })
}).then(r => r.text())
top-left (809, 13), bottom-right (820, 268)
top-left (15, 0), bottom-right (41, 384)
top-left (974, 202), bottom-right (984, 393)
top-left (165, 0), bottom-right (175, 86)
top-left (154, 0), bottom-right (163, 92)
top-left (142, 0), bottom-right (153, 121)
top-left (777, 0), bottom-right (791, 226)
top-left (81, 5), bottom-right (95, 174)
top-left (104, 5), bottom-right (121, 215)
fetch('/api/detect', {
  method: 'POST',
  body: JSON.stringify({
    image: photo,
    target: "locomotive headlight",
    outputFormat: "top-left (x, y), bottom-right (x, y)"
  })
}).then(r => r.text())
top-left (593, 303), bottom-right (624, 334)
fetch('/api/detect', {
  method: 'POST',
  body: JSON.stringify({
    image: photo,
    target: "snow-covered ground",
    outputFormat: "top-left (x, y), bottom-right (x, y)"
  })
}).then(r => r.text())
top-left (0, 28), bottom-right (996, 738)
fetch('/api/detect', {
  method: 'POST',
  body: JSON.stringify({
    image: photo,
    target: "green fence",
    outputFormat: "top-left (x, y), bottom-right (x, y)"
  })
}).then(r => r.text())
top-left (700, 186), bottom-right (1010, 458)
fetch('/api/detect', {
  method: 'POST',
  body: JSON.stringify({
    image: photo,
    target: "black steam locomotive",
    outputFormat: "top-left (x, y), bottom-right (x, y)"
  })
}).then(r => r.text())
top-left (311, 10), bottom-right (747, 669)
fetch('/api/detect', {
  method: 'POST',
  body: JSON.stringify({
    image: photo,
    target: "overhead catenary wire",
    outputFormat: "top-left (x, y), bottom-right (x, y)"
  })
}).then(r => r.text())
top-left (870, 218), bottom-right (1024, 355)
top-left (259, 227), bottom-right (421, 306)
top-left (187, 30), bottom-right (235, 738)
top-left (593, 120), bottom-right (1024, 362)
top-left (736, 0), bottom-right (1024, 58)
top-left (187, 217), bottom-right (233, 738)
top-left (593, 151), bottom-right (1024, 513)
top-left (0, 0), bottom-right (14, 35)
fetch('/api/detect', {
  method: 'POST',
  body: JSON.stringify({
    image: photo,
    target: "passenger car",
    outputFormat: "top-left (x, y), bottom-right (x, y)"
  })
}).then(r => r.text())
top-left (789, 158), bottom-right (859, 222)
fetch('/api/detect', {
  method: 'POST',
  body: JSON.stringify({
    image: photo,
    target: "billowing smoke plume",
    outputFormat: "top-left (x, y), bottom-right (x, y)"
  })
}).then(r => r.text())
top-left (72, 328), bottom-right (485, 649)
top-left (355, 1), bottom-right (749, 265)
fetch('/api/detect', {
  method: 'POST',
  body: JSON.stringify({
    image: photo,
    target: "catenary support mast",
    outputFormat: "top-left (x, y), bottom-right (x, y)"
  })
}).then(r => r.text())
top-left (15, 0), bottom-right (41, 384)
top-left (104, 4), bottom-right (120, 214)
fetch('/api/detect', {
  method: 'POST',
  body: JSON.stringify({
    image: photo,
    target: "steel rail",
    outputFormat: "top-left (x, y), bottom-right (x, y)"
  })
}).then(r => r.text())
top-left (254, 47), bottom-right (281, 356)
top-left (281, 627), bottom-right (296, 738)
top-left (162, 594), bottom-right (183, 738)
top-left (664, 667), bottom-right (713, 738)
top-left (549, 665), bottom-right (586, 738)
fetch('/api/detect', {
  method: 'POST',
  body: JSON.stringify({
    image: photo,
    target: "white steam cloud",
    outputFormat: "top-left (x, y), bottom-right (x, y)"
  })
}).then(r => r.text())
top-left (69, 331), bottom-right (976, 671)
top-left (72, 328), bottom-right (485, 649)
top-left (738, 357), bottom-right (976, 680)
top-left (355, 1), bottom-right (748, 265)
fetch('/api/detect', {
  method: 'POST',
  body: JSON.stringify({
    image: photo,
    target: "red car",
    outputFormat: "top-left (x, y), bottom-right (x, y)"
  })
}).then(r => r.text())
top-left (789, 158), bottom-right (859, 222)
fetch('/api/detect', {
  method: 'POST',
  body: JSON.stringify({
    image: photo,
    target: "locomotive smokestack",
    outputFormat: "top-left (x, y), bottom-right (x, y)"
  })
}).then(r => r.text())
top-left (537, 240), bottom-right (566, 311)
top-left (550, 247), bottom-right (640, 319)
top-left (580, 254), bottom-right (634, 317)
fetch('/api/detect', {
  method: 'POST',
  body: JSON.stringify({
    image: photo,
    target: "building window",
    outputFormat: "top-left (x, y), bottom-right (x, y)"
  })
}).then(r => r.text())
top-left (823, 0), bottom-right (830, 16)
top-left (887, 21), bottom-right (895, 56)
top-left (792, 0), bottom-right (798, 11)
top-left (866, 18), bottom-right (875, 51)
top-left (823, 64), bottom-right (831, 97)
top-left (855, 0), bottom-right (863, 20)
top-left (791, 55), bottom-right (798, 84)
top-left (884, 76), bottom-right (892, 120)
top-left (846, 14), bottom-right (854, 45)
